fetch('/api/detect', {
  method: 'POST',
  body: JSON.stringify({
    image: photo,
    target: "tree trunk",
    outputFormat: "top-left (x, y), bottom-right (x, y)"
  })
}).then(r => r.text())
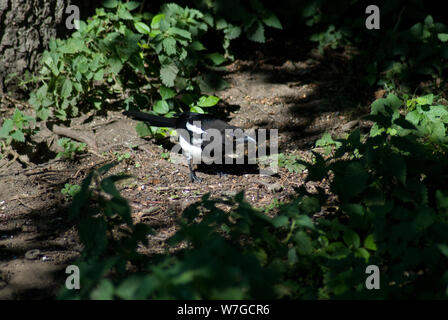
top-left (0, 0), bottom-right (69, 98)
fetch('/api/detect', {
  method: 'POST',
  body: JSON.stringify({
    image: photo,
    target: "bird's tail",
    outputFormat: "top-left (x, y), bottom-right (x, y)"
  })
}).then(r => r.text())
top-left (123, 110), bottom-right (177, 128)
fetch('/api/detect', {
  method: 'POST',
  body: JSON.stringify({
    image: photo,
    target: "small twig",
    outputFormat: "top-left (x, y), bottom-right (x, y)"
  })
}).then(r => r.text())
top-left (393, 6), bottom-right (406, 33)
top-left (0, 158), bottom-right (63, 176)
top-left (0, 147), bottom-right (31, 169)
top-left (129, 147), bottom-right (144, 169)
top-left (0, 152), bottom-right (17, 169)
top-left (0, 93), bottom-right (33, 109)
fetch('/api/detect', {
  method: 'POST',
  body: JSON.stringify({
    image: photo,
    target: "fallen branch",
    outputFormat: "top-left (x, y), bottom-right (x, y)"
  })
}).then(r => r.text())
top-left (52, 125), bottom-right (97, 148)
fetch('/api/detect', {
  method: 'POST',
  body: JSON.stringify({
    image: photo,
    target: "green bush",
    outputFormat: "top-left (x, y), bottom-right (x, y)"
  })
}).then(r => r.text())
top-left (297, 1), bottom-right (448, 88)
top-left (307, 93), bottom-right (448, 298)
top-left (26, 1), bottom-right (281, 141)
top-left (60, 93), bottom-right (448, 299)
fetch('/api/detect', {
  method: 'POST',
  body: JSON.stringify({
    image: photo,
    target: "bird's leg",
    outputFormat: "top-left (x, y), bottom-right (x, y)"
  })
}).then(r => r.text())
top-left (217, 171), bottom-right (227, 178)
top-left (216, 164), bottom-right (227, 178)
top-left (188, 161), bottom-right (202, 183)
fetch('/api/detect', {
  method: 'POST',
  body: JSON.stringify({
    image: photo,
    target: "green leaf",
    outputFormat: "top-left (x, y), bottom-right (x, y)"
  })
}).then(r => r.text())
top-left (436, 190), bottom-right (448, 211)
top-left (168, 27), bottom-right (191, 40)
top-left (94, 69), bottom-right (104, 81)
top-left (11, 130), bottom-right (25, 142)
top-left (438, 33), bottom-right (448, 42)
top-left (272, 215), bottom-right (289, 228)
top-left (384, 153), bottom-right (406, 184)
top-left (216, 18), bottom-right (227, 30)
top-left (98, 162), bottom-right (118, 175)
top-left (262, 12), bottom-right (282, 29)
top-left (162, 37), bottom-right (177, 55)
top-left (343, 230), bottom-right (360, 248)
top-left (102, 0), bottom-right (118, 8)
top-left (36, 84), bottom-right (48, 100)
top-left (36, 107), bottom-right (51, 121)
top-left (371, 94), bottom-right (402, 119)
top-left (90, 279), bottom-right (114, 300)
top-left (364, 234), bottom-right (377, 251)
top-left (63, 38), bottom-right (84, 54)
top-left (295, 215), bottom-right (315, 230)
top-left (61, 78), bottom-right (73, 98)
top-left (413, 207), bottom-right (435, 231)
top-left (153, 100), bottom-right (170, 114)
top-left (0, 119), bottom-right (13, 138)
top-left (134, 22), bottom-right (150, 34)
top-left (151, 14), bottom-right (165, 29)
top-left (331, 162), bottom-right (368, 199)
top-left (160, 63), bottom-right (179, 87)
top-left (315, 132), bottom-right (342, 148)
top-left (79, 217), bottom-right (108, 256)
top-left (424, 15), bottom-right (434, 27)
top-left (427, 105), bottom-right (448, 120)
top-left (225, 25), bottom-right (241, 40)
top-left (437, 244), bottom-right (448, 257)
top-left (355, 248), bottom-right (370, 262)
top-left (125, 1), bottom-right (140, 11)
top-left (115, 276), bottom-right (142, 300)
top-left (190, 106), bottom-right (204, 114)
top-left (108, 196), bottom-right (132, 224)
top-left (205, 53), bottom-right (225, 66)
top-left (101, 175), bottom-right (132, 197)
top-left (405, 110), bottom-right (421, 126)
top-left (294, 231), bottom-right (313, 255)
top-left (108, 57), bottom-right (124, 74)
top-left (416, 94), bottom-right (434, 105)
top-left (159, 86), bottom-right (176, 100)
top-left (135, 122), bottom-right (151, 137)
top-left (341, 203), bottom-right (364, 216)
top-left (246, 20), bottom-right (265, 43)
top-left (197, 95), bottom-right (220, 107)
top-left (288, 247), bottom-right (298, 264)
top-left (190, 41), bottom-right (206, 51)
top-left (12, 109), bottom-right (23, 127)
top-left (394, 118), bottom-right (417, 130)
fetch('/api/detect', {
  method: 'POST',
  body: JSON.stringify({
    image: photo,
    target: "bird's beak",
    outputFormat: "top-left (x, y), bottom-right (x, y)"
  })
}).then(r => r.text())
top-left (236, 134), bottom-right (256, 144)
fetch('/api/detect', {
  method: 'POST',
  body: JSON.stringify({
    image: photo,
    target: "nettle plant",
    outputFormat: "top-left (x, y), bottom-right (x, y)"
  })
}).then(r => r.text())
top-left (134, 3), bottom-right (212, 89)
top-left (307, 93), bottom-right (448, 298)
top-left (28, 1), bottom-right (146, 121)
top-left (0, 109), bottom-right (37, 158)
top-left (26, 0), bottom-right (282, 142)
top-left (28, 2), bottom-right (218, 123)
top-left (368, 93), bottom-right (448, 152)
top-left (56, 138), bottom-right (87, 160)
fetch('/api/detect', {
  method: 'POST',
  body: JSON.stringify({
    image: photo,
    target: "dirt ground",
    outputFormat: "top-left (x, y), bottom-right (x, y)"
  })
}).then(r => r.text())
top-left (0, 38), bottom-right (377, 299)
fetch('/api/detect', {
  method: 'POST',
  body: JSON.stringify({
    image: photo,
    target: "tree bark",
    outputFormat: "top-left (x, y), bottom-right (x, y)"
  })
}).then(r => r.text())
top-left (0, 0), bottom-right (69, 97)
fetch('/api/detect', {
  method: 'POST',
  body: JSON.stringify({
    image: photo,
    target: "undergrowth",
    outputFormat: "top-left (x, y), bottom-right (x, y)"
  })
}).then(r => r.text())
top-left (59, 93), bottom-right (448, 299)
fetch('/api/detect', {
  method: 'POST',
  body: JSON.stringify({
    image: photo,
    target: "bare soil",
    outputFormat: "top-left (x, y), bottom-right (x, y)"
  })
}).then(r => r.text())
top-left (0, 39), bottom-right (377, 299)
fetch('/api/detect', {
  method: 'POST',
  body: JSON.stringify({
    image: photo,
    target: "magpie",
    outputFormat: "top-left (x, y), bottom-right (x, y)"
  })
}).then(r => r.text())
top-left (123, 109), bottom-right (256, 182)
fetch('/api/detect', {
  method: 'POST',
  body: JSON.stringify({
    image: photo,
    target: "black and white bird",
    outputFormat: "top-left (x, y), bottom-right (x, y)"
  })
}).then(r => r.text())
top-left (123, 110), bottom-right (256, 182)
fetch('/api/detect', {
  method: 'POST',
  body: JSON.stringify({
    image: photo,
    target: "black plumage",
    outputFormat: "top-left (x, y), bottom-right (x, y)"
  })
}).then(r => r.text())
top-left (123, 110), bottom-right (256, 182)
